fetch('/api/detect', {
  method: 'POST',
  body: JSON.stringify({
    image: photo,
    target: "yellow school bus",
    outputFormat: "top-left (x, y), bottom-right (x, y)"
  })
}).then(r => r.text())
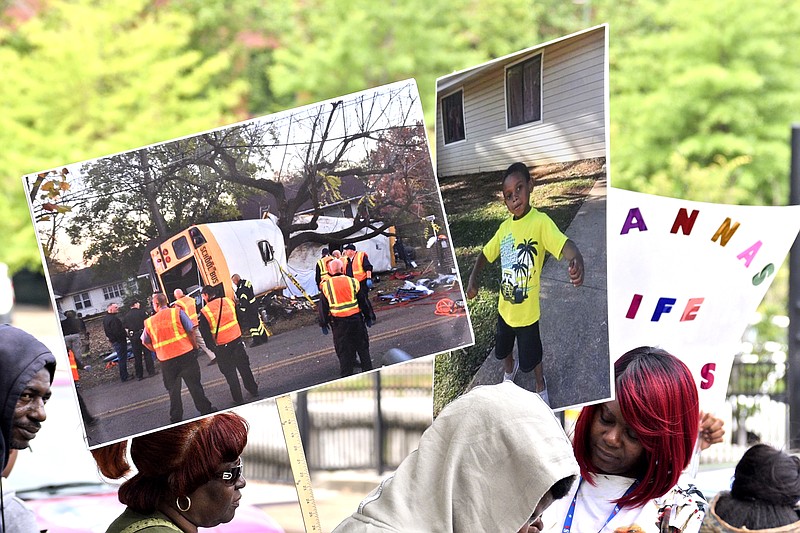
top-left (148, 217), bottom-right (288, 302)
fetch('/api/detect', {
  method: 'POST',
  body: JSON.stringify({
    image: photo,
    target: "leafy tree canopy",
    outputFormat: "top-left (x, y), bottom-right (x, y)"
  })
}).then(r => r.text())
top-left (1, 0), bottom-right (246, 271)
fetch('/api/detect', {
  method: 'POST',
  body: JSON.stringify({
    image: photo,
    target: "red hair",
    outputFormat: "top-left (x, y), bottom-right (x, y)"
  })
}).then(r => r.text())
top-left (91, 413), bottom-right (248, 513)
top-left (573, 347), bottom-right (699, 508)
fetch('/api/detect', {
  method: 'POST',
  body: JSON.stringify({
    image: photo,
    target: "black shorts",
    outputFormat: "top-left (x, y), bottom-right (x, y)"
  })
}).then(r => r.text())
top-left (495, 315), bottom-right (542, 373)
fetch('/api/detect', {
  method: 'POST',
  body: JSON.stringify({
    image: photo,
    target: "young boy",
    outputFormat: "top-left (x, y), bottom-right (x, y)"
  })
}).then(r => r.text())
top-left (466, 162), bottom-right (584, 405)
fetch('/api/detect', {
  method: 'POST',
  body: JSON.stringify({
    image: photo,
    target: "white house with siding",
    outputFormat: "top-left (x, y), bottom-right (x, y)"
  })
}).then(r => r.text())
top-left (435, 24), bottom-right (607, 177)
top-left (51, 267), bottom-right (129, 317)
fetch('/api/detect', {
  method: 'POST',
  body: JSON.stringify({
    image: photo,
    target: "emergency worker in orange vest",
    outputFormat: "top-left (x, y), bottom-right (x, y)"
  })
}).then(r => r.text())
top-left (315, 248), bottom-right (334, 289)
top-left (142, 292), bottom-right (216, 424)
top-left (173, 288), bottom-right (216, 365)
top-left (68, 347), bottom-right (97, 425)
top-left (343, 243), bottom-right (373, 300)
top-left (318, 258), bottom-right (376, 377)
top-left (198, 285), bottom-right (259, 405)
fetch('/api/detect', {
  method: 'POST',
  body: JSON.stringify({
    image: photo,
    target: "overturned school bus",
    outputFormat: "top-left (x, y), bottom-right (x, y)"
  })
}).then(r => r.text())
top-left (148, 217), bottom-right (288, 302)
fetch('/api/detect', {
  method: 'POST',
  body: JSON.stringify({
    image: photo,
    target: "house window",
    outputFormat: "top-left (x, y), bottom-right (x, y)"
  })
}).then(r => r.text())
top-left (73, 292), bottom-right (92, 310)
top-left (506, 54), bottom-right (542, 128)
top-left (441, 90), bottom-right (465, 144)
top-left (102, 283), bottom-right (125, 300)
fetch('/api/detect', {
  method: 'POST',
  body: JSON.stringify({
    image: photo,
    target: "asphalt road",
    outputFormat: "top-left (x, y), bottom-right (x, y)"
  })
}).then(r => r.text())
top-left (82, 294), bottom-right (471, 446)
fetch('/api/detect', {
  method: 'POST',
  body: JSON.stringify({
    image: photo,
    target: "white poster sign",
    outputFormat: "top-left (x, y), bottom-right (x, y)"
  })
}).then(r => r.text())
top-left (608, 188), bottom-right (800, 411)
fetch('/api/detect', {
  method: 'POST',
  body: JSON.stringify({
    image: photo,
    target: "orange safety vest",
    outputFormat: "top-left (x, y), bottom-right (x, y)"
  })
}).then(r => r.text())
top-left (144, 307), bottom-right (195, 361)
top-left (347, 251), bottom-right (369, 282)
top-left (321, 275), bottom-right (361, 318)
top-left (174, 295), bottom-right (199, 325)
top-left (318, 256), bottom-right (333, 286)
top-left (200, 297), bottom-right (242, 345)
top-left (68, 349), bottom-right (79, 381)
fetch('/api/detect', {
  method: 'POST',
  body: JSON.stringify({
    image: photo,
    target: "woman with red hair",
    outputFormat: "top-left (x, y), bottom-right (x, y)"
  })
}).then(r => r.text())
top-left (91, 412), bottom-right (248, 533)
top-left (538, 346), bottom-right (720, 533)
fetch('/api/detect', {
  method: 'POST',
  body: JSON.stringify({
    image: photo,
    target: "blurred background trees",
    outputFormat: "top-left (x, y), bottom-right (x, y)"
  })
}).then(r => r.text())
top-left (3, 0), bottom-right (799, 268)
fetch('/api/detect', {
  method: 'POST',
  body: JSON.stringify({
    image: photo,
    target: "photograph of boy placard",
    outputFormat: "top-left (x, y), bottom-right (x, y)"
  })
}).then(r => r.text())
top-left (433, 25), bottom-right (610, 413)
top-left (24, 79), bottom-right (474, 448)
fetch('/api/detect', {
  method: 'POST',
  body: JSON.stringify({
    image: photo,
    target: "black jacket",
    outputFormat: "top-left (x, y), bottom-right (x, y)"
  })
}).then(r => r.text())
top-left (103, 313), bottom-right (127, 343)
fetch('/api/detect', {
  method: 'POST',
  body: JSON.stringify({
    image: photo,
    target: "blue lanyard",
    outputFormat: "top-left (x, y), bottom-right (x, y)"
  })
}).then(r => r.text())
top-left (562, 477), bottom-right (639, 533)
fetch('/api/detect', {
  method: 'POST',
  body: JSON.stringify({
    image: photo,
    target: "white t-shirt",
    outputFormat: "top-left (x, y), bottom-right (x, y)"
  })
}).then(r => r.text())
top-left (540, 474), bottom-right (706, 533)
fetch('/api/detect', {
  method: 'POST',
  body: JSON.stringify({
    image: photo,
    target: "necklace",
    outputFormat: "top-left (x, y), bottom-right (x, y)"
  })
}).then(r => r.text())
top-left (561, 476), bottom-right (639, 533)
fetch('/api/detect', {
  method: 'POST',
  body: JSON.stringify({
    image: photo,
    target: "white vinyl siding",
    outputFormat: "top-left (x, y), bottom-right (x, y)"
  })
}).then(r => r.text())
top-left (436, 26), bottom-right (606, 177)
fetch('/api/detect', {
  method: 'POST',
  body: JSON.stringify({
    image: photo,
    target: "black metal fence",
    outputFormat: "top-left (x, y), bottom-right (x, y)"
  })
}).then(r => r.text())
top-left (243, 358), bottom-right (433, 483)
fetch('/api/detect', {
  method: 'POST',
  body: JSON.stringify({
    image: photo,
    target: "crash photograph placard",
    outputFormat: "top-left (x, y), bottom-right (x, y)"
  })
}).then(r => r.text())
top-left (24, 79), bottom-right (473, 448)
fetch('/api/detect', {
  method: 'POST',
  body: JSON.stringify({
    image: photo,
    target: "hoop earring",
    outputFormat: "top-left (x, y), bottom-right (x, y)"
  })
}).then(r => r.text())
top-left (176, 495), bottom-right (192, 512)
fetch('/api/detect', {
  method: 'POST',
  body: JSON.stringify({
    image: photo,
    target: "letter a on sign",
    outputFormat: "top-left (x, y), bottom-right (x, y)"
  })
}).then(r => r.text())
top-left (620, 207), bottom-right (647, 235)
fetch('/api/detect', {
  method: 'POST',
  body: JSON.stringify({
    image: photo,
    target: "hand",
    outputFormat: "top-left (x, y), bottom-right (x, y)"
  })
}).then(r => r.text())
top-left (568, 255), bottom-right (584, 287)
top-left (466, 280), bottom-right (478, 299)
top-left (366, 278), bottom-right (373, 289)
top-left (321, 325), bottom-right (329, 335)
top-left (699, 411), bottom-right (725, 450)
top-left (517, 518), bottom-right (543, 533)
top-left (365, 317), bottom-right (374, 328)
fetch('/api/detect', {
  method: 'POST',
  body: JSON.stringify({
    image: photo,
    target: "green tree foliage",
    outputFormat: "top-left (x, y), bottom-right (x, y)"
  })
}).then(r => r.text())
top-left (604, 0), bottom-right (800, 204)
top-left (167, 0), bottom-right (295, 116)
top-left (267, 0), bottom-right (476, 125)
top-left (265, 0), bottom-right (596, 129)
top-left (1, 0), bottom-right (246, 272)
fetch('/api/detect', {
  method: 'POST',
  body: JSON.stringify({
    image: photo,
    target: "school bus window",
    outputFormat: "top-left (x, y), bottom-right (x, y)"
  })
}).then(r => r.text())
top-left (172, 236), bottom-right (191, 260)
top-left (189, 227), bottom-right (207, 248)
top-left (258, 240), bottom-right (274, 264)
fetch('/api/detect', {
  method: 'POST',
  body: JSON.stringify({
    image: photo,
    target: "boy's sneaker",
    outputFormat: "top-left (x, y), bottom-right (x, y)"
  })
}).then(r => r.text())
top-left (537, 377), bottom-right (550, 407)
top-left (503, 357), bottom-right (519, 382)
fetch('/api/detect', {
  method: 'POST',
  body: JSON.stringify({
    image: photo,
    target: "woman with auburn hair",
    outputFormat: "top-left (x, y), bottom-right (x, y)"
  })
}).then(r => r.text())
top-left (91, 412), bottom-right (248, 533)
top-left (538, 347), bottom-right (722, 533)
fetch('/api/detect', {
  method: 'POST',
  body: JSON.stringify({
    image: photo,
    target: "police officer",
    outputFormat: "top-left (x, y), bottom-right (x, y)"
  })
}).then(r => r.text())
top-left (198, 285), bottom-right (259, 405)
top-left (142, 293), bottom-right (215, 424)
top-left (122, 301), bottom-right (158, 379)
top-left (318, 258), bottom-right (376, 377)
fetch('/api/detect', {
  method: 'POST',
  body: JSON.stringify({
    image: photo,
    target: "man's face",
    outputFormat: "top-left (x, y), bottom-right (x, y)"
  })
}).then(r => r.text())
top-left (10, 368), bottom-right (51, 450)
top-left (108, 304), bottom-right (118, 314)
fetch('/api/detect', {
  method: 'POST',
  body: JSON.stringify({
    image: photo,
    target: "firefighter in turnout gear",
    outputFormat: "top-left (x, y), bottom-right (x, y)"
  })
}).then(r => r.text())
top-left (142, 292), bottom-right (216, 424)
top-left (318, 258), bottom-right (376, 377)
top-left (231, 274), bottom-right (269, 347)
top-left (199, 285), bottom-right (259, 405)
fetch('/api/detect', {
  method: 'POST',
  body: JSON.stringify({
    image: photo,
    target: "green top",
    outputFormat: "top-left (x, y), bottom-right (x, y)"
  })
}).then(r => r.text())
top-left (106, 508), bottom-right (183, 533)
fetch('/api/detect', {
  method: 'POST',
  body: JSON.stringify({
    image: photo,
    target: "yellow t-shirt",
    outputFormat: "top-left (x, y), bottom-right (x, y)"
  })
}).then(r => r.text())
top-left (482, 208), bottom-right (567, 327)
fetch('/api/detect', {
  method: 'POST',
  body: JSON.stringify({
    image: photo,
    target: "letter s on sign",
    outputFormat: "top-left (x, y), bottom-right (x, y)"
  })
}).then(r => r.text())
top-left (700, 363), bottom-right (716, 390)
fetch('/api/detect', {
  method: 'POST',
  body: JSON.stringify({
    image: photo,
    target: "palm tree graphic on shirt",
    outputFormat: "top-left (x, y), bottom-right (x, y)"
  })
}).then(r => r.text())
top-left (510, 239), bottom-right (537, 302)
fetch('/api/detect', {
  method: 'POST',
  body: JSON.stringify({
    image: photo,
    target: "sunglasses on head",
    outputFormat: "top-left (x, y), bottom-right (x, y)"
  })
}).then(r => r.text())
top-left (216, 458), bottom-right (243, 485)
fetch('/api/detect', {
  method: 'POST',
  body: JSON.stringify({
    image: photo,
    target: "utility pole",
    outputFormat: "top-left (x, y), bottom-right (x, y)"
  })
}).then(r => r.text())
top-left (788, 124), bottom-right (800, 449)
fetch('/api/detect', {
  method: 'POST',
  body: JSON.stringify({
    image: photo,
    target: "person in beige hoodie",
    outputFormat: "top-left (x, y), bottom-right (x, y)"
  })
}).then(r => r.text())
top-left (332, 381), bottom-right (579, 533)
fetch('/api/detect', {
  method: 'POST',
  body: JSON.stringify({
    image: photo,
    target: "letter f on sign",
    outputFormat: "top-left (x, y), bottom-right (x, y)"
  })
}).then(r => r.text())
top-left (651, 297), bottom-right (677, 321)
